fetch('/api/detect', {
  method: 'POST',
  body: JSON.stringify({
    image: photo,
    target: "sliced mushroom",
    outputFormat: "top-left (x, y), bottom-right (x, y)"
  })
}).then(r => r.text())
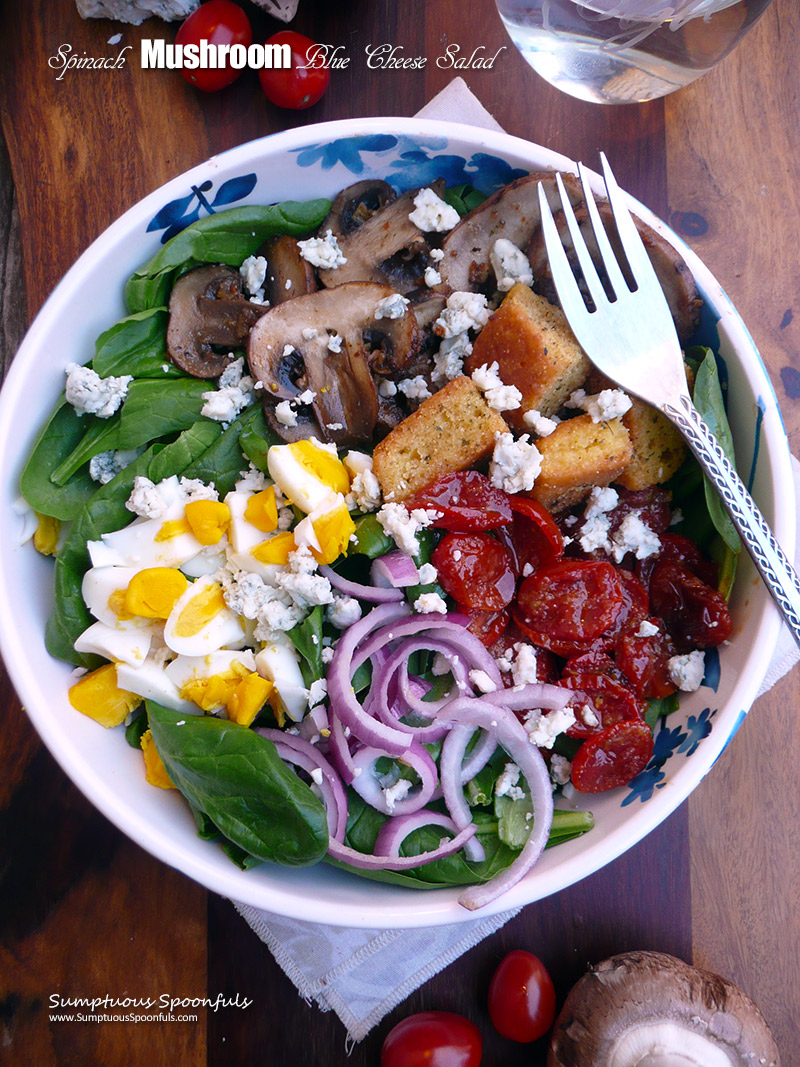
top-left (548, 951), bottom-right (782, 1067)
top-left (259, 235), bottom-right (318, 306)
top-left (529, 200), bottom-right (702, 341)
top-left (166, 265), bottom-right (267, 378)
top-left (438, 172), bottom-right (583, 293)
top-left (320, 179), bottom-right (397, 238)
top-left (247, 282), bottom-right (419, 447)
top-left (317, 183), bottom-right (445, 294)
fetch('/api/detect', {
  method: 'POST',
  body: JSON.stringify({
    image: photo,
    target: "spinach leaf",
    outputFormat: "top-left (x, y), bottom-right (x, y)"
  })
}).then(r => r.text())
top-left (180, 404), bottom-right (266, 496)
top-left (49, 414), bottom-right (122, 486)
top-left (692, 349), bottom-right (741, 555)
top-left (348, 514), bottom-right (394, 559)
top-left (19, 397), bottom-right (97, 520)
top-left (495, 788), bottom-right (534, 850)
top-left (288, 606), bottom-right (324, 689)
top-left (116, 378), bottom-right (214, 450)
top-left (444, 184), bottom-right (487, 216)
top-left (125, 709), bottom-right (149, 749)
top-left (147, 702), bottom-right (329, 866)
top-left (147, 420), bottom-right (221, 483)
top-left (92, 308), bottom-right (184, 379)
top-left (546, 809), bottom-right (594, 847)
top-left (644, 693), bottom-right (680, 731)
top-left (240, 423), bottom-right (280, 473)
top-left (125, 200), bottom-right (332, 313)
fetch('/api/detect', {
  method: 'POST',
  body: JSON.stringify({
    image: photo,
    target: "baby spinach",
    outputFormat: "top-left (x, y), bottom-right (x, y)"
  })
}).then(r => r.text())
top-left (92, 308), bottom-right (184, 379)
top-left (19, 398), bottom-right (97, 520)
top-left (348, 514), bottom-right (394, 559)
top-left (444, 184), bottom-right (487, 217)
top-left (180, 404), bottom-right (266, 496)
top-left (125, 199), bottom-right (332, 314)
top-left (691, 348), bottom-right (741, 555)
top-left (288, 606), bottom-right (324, 689)
top-left (146, 702), bottom-right (329, 867)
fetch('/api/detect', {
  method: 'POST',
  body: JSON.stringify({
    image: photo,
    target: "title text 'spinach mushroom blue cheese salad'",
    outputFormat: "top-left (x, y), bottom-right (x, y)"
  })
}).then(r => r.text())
top-left (18, 173), bottom-right (738, 910)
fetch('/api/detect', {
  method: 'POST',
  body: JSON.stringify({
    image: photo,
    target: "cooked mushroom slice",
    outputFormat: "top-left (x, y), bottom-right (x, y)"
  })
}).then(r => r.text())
top-left (259, 235), bottom-right (318, 306)
top-left (548, 951), bottom-right (782, 1067)
top-left (248, 282), bottom-right (419, 447)
top-left (438, 172), bottom-right (583, 293)
top-left (529, 200), bottom-right (702, 341)
top-left (320, 179), bottom-right (397, 238)
top-left (317, 184), bottom-right (445, 294)
top-left (166, 265), bottom-right (267, 378)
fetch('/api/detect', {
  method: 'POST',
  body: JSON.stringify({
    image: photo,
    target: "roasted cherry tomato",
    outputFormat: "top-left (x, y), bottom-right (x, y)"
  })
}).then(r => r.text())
top-left (586, 568), bottom-right (649, 652)
top-left (508, 496), bottom-right (564, 573)
top-left (492, 625), bottom-right (560, 685)
top-left (649, 560), bottom-right (733, 650)
top-left (406, 471), bottom-right (512, 532)
top-left (488, 950), bottom-right (556, 1043)
top-left (433, 532), bottom-right (516, 611)
top-left (465, 607), bottom-right (509, 647)
top-left (556, 671), bottom-right (644, 738)
top-left (258, 31), bottom-right (330, 110)
top-left (636, 532), bottom-right (718, 589)
top-left (514, 560), bottom-right (625, 658)
top-left (381, 1011), bottom-right (482, 1067)
top-left (562, 649), bottom-right (624, 681)
top-left (571, 718), bottom-right (655, 793)
top-left (175, 0), bottom-right (252, 92)
top-left (615, 618), bottom-right (678, 699)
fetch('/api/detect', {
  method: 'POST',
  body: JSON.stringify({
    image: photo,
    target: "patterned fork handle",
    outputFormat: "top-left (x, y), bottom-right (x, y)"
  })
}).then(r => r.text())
top-left (663, 393), bottom-right (800, 646)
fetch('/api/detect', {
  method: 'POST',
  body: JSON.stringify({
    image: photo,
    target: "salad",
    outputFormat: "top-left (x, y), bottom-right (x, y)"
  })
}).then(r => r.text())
top-left (18, 173), bottom-right (738, 911)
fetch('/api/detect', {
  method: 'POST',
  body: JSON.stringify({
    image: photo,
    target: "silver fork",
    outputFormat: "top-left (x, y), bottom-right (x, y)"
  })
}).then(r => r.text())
top-left (538, 154), bottom-right (800, 648)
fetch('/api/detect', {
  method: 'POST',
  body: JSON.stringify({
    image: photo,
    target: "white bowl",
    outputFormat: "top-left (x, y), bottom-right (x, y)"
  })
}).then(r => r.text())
top-left (0, 118), bottom-right (791, 927)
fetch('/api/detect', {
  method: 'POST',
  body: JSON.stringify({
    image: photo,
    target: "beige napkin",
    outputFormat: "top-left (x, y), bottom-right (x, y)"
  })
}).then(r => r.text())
top-left (232, 77), bottom-right (800, 1045)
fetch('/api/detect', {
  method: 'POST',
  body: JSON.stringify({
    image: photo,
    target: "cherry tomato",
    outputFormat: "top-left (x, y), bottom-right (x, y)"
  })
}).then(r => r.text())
top-left (381, 1011), bottom-right (482, 1067)
top-left (433, 532), bottom-right (516, 611)
top-left (636, 532), bottom-right (719, 589)
top-left (465, 607), bottom-right (509, 647)
top-left (557, 671), bottom-right (644, 738)
top-left (649, 560), bottom-right (733, 650)
top-left (488, 950), bottom-right (556, 1043)
top-left (586, 568), bottom-right (649, 652)
top-left (562, 649), bottom-right (623, 680)
top-left (571, 718), bottom-right (655, 793)
top-left (514, 560), bottom-right (625, 658)
top-left (259, 31), bottom-right (330, 110)
top-left (508, 496), bottom-right (564, 573)
top-left (406, 471), bottom-right (512, 532)
top-left (492, 625), bottom-right (560, 685)
top-left (175, 0), bottom-right (252, 92)
top-left (615, 618), bottom-right (678, 699)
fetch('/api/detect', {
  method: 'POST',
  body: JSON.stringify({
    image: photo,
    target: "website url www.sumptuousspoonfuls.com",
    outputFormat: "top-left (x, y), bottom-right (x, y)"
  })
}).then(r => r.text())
top-left (49, 1012), bottom-right (199, 1024)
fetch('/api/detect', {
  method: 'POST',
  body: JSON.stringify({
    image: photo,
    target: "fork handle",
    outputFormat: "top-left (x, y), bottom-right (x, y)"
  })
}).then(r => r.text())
top-left (663, 394), bottom-right (800, 648)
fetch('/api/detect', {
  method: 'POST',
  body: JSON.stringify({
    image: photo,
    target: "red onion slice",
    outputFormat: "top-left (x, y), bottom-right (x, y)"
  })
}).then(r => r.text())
top-left (257, 729), bottom-right (348, 842)
top-left (349, 744), bottom-right (438, 816)
top-left (483, 682), bottom-right (577, 712)
top-left (439, 724), bottom-right (487, 863)
top-left (319, 564), bottom-right (403, 603)
top-left (328, 712), bottom-right (358, 785)
top-left (374, 810), bottom-right (484, 864)
top-left (370, 550), bottom-right (419, 588)
top-left (327, 824), bottom-right (477, 871)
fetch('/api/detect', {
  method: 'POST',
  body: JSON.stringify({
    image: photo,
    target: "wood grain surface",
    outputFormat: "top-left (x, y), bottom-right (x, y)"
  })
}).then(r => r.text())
top-left (0, 1), bottom-right (798, 1064)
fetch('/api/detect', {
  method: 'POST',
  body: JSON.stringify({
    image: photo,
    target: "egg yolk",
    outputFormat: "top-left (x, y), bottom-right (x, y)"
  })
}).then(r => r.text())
top-left (311, 501), bottom-right (356, 565)
top-left (244, 487), bottom-right (278, 533)
top-left (288, 441), bottom-right (350, 497)
top-left (251, 531), bottom-right (295, 566)
top-left (68, 663), bottom-right (142, 728)
top-left (184, 500), bottom-right (231, 545)
top-left (173, 582), bottom-right (228, 637)
top-left (125, 567), bottom-right (188, 619)
top-left (140, 728), bottom-right (175, 789)
top-left (155, 518), bottom-right (193, 542)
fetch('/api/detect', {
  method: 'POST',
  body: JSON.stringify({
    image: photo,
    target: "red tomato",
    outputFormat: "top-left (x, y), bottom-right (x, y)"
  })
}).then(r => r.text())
top-left (508, 496), bottom-right (564, 573)
top-left (433, 533), bottom-right (516, 611)
top-left (562, 649), bottom-right (623, 680)
top-left (586, 568), bottom-right (649, 652)
top-left (381, 1011), bottom-right (482, 1067)
top-left (175, 0), bottom-right (252, 92)
top-left (514, 560), bottom-right (625, 658)
top-left (488, 950), bottom-right (556, 1043)
top-left (556, 671), bottom-right (644, 738)
top-left (406, 471), bottom-right (512, 532)
top-left (649, 560), bottom-right (733, 650)
top-left (259, 31), bottom-right (330, 110)
top-left (492, 626), bottom-right (560, 685)
top-left (465, 607), bottom-right (509, 647)
top-left (615, 618), bottom-right (678, 699)
top-left (636, 532), bottom-right (719, 589)
top-left (571, 718), bottom-right (655, 793)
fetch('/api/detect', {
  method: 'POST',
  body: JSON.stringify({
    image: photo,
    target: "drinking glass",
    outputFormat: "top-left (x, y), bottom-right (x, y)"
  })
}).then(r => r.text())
top-left (494, 0), bottom-right (773, 104)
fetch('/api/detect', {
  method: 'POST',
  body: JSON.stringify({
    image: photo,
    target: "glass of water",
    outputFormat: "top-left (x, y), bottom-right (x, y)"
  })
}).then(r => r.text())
top-left (495, 0), bottom-right (773, 104)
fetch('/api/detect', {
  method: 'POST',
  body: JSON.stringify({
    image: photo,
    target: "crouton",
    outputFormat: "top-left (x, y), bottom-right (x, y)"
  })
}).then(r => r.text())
top-left (530, 414), bottom-right (633, 512)
top-left (372, 376), bottom-right (507, 502)
top-left (465, 283), bottom-right (590, 430)
top-left (584, 367), bottom-right (691, 491)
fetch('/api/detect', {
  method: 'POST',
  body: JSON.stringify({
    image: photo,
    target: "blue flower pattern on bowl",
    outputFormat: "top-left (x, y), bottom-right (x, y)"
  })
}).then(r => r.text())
top-left (141, 131), bottom-right (763, 814)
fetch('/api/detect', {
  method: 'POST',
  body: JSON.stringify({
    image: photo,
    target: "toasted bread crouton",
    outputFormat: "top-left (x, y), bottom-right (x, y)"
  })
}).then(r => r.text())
top-left (531, 414), bottom-right (633, 511)
top-left (584, 367), bottom-right (692, 491)
top-left (372, 376), bottom-right (508, 502)
top-left (465, 283), bottom-right (590, 430)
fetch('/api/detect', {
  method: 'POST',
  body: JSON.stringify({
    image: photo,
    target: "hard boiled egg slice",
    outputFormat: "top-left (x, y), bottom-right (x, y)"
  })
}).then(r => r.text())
top-left (255, 637), bottom-right (309, 723)
top-left (115, 660), bottom-right (197, 713)
top-left (82, 566), bottom-right (152, 630)
top-left (267, 439), bottom-right (350, 514)
top-left (87, 513), bottom-right (203, 570)
top-left (165, 650), bottom-right (258, 711)
top-left (74, 620), bottom-right (156, 667)
top-left (163, 575), bottom-right (244, 656)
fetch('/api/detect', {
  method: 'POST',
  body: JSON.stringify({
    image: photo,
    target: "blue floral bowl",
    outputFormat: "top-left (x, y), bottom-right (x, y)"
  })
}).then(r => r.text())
top-left (0, 118), bottom-right (791, 926)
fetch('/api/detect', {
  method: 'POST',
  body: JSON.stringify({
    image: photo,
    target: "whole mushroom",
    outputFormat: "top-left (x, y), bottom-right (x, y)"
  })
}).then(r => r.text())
top-left (548, 951), bottom-right (781, 1067)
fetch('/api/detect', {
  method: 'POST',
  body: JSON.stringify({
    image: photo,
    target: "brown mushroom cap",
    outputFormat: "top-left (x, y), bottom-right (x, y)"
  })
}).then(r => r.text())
top-left (548, 951), bottom-right (781, 1067)
top-left (166, 265), bottom-right (267, 378)
top-left (320, 179), bottom-right (397, 238)
top-left (529, 200), bottom-right (702, 342)
top-left (247, 281), bottom-right (419, 447)
top-left (438, 172), bottom-right (583, 293)
top-left (316, 184), bottom-right (444, 294)
top-left (259, 235), bottom-right (318, 306)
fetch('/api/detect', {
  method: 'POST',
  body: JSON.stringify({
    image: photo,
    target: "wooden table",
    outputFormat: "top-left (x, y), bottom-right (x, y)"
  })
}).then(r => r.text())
top-left (1, 1), bottom-right (798, 1062)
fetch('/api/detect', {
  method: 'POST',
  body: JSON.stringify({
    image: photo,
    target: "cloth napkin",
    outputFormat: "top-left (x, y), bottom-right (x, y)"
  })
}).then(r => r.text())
top-left (231, 78), bottom-right (800, 1046)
